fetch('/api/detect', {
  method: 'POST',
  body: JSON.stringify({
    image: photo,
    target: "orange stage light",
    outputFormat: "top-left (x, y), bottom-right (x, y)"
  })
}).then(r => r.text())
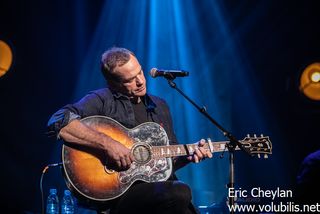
top-left (300, 63), bottom-right (320, 101)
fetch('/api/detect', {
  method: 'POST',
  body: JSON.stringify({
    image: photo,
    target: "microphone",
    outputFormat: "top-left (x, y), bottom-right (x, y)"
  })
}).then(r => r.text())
top-left (149, 68), bottom-right (189, 78)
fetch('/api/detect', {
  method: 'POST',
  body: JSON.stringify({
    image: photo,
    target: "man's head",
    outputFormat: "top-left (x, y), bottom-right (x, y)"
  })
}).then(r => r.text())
top-left (101, 47), bottom-right (147, 101)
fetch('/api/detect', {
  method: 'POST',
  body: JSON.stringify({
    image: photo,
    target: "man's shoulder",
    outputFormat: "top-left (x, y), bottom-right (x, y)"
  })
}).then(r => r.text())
top-left (89, 88), bottom-right (113, 97)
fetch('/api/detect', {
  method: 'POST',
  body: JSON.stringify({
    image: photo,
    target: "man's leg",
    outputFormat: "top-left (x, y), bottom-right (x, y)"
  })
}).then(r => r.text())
top-left (110, 180), bottom-right (197, 214)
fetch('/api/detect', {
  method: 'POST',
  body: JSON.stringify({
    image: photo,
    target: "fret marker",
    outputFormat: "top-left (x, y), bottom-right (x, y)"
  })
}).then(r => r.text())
top-left (161, 148), bottom-right (164, 155)
top-left (207, 138), bottom-right (213, 153)
top-left (189, 146), bottom-right (194, 153)
top-left (177, 147), bottom-right (181, 154)
top-left (167, 148), bottom-right (170, 155)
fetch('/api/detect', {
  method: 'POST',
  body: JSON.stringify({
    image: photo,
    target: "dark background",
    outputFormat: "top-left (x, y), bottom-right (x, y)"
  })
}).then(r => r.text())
top-left (0, 0), bottom-right (319, 213)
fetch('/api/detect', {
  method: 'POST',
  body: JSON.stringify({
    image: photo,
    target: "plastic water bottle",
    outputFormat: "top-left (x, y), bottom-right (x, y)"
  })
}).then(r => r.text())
top-left (46, 188), bottom-right (59, 214)
top-left (61, 189), bottom-right (75, 214)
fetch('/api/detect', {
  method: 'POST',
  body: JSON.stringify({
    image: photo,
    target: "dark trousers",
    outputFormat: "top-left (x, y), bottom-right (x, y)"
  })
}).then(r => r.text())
top-left (109, 180), bottom-right (197, 214)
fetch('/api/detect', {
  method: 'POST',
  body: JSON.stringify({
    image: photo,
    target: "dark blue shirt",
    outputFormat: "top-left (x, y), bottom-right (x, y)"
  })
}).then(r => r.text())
top-left (47, 88), bottom-right (178, 145)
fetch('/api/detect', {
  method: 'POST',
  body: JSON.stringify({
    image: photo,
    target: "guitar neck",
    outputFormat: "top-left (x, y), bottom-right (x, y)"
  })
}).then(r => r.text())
top-left (152, 141), bottom-right (240, 158)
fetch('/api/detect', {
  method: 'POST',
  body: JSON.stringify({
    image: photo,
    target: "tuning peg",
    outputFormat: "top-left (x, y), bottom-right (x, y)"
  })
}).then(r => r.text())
top-left (254, 134), bottom-right (257, 138)
top-left (264, 154), bottom-right (268, 159)
top-left (257, 154), bottom-right (261, 158)
top-left (207, 138), bottom-right (212, 143)
top-left (260, 134), bottom-right (264, 137)
top-left (247, 134), bottom-right (250, 138)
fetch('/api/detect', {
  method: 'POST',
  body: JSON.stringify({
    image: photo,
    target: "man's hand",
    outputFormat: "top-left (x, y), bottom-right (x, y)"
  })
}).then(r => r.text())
top-left (187, 139), bottom-right (213, 163)
top-left (103, 139), bottom-right (134, 171)
top-left (59, 119), bottom-right (134, 171)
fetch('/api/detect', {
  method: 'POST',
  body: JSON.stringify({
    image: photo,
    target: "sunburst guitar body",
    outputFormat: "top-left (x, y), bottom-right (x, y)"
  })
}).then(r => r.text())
top-left (62, 116), bottom-right (272, 204)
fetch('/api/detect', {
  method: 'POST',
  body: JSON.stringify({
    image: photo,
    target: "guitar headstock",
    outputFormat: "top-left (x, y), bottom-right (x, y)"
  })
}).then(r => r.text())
top-left (240, 134), bottom-right (272, 158)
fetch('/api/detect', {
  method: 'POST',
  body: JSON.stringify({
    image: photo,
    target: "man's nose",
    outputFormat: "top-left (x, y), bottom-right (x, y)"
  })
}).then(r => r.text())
top-left (136, 75), bottom-right (144, 85)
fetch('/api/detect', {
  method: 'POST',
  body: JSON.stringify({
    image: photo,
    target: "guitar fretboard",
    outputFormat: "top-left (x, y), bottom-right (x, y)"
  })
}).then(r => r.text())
top-left (151, 141), bottom-right (240, 158)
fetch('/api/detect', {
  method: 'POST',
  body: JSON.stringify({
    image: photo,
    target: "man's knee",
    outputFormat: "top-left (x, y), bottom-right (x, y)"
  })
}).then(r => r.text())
top-left (167, 181), bottom-right (192, 204)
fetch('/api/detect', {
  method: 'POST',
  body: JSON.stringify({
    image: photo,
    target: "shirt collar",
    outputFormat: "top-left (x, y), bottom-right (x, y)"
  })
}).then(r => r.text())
top-left (109, 87), bottom-right (157, 111)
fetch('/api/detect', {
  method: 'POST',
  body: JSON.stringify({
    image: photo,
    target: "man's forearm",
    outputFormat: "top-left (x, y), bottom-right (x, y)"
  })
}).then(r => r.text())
top-left (59, 119), bottom-right (110, 150)
top-left (59, 119), bottom-right (134, 171)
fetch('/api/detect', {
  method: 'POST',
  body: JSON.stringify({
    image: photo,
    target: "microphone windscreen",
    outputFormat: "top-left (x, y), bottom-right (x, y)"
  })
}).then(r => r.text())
top-left (149, 68), bottom-right (158, 78)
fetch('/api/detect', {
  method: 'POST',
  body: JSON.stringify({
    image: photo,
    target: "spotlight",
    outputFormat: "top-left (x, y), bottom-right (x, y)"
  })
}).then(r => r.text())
top-left (299, 62), bottom-right (320, 101)
top-left (310, 71), bottom-right (320, 83)
top-left (0, 40), bottom-right (13, 77)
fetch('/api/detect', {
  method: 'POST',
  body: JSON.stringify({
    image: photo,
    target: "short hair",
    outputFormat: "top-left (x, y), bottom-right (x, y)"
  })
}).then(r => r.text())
top-left (100, 47), bottom-right (134, 82)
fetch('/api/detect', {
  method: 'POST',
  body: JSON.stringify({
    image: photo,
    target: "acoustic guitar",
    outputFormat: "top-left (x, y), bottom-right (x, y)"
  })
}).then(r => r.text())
top-left (62, 116), bottom-right (272, 203)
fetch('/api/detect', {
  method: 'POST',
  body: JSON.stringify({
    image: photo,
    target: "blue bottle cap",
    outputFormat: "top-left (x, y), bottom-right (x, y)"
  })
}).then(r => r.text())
top-left (49, 188), bottom-right (57, 194)
top-left (64, 190), bottom-right (71, 196)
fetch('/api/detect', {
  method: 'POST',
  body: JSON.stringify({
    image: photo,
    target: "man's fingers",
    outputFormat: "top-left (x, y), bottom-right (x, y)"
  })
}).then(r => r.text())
top-left (125, 155), bottom-right (132, 167)
top-left (115, 160), bottom-right (122, 169)
top-left (199, 139), bottom-right (206, 146)
top-left (195, 148), bottom-right (204, 159)
top-left (129, 152), bottom-right (134, 162)
top-left (199, 138), bottom-right (213, 159)
top-left (193, 154), bottom-right (199, 163)
top-left (199, 147), bottom-right (207, 156)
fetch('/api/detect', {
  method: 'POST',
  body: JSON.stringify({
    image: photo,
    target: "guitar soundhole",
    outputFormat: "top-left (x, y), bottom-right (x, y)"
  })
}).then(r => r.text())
top-left (132, 144), bottom-right (151, 164)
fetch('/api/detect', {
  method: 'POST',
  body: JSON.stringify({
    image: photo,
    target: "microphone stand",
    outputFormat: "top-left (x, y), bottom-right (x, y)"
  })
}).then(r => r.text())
top-left (165, 76), bottom-right (250, 214)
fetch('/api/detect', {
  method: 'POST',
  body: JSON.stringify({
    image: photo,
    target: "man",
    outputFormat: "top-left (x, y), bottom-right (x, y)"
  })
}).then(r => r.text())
top-left (47, 47), bottom-right (212, 214)
top-left (295, 149), bottom-right (320, 204)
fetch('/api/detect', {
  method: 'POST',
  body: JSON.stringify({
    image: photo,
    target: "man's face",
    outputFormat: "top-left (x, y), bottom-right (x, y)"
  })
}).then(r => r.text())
top-left (112, 54), bottom-right (147, 99)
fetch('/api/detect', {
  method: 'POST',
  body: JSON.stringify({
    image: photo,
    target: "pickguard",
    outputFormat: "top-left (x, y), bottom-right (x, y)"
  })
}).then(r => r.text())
top-left (119, 122), bottom-right (172, 184)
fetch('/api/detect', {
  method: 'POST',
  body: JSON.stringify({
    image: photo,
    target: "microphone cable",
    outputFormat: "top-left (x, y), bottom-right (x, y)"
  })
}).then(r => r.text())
top-left (40, 162), bottom-right (62, 214)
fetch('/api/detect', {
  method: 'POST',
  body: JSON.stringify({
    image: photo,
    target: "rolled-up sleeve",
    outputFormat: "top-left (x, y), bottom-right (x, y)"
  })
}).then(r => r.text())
top-left (47, 110), bottom-right (80, 138)
top-left (46, 91), bottom-right (105, 138)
